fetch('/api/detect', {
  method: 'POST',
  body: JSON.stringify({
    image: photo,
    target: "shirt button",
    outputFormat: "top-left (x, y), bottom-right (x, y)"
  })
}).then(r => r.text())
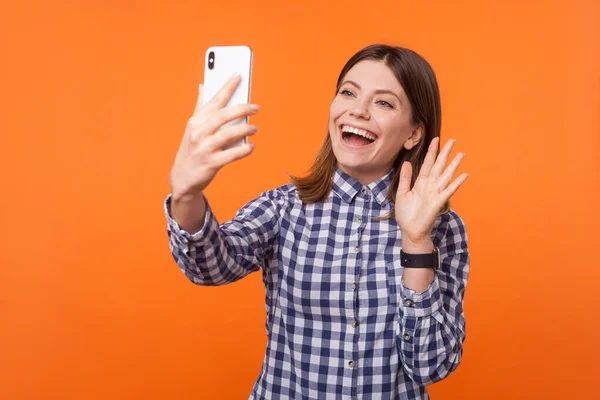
top-left (356, 217), bottom-right (362, 223)
top-left (351, 282), bottom-right (358, 289)
top-left (405, 299), bottom-right (414, 307)
top-left (354, 245), bottom-right (360, 252)
top-left (361, 188), bottom-right (368, 194)
top-left (351, 321), bottom-right (358, 328)
top-left (348, 360), bottom-right (355, 368)
top-left (403, 333), bottom-right (411, 341)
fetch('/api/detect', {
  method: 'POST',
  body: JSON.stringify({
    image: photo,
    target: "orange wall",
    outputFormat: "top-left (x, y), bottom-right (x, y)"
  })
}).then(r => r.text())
top-left (1, 0), bottom-right (599, 399)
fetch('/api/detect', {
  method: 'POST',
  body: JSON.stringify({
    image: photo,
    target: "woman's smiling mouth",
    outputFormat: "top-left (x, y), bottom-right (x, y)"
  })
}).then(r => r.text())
top-left (339, 124), bottom-right (378, 147)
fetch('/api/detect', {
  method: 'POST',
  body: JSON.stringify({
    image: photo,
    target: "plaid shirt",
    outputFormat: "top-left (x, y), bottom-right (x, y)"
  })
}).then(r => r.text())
top-left (164, 168), bottom-right (469, 399)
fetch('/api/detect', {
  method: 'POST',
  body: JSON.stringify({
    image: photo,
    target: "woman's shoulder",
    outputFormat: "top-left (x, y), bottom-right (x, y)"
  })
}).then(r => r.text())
top-left (432, 208), bottom-right (468, 247)
top-left (254, 183), bottom-right (299, 209)
top-left (439, 209), bottom-right (467, 229)
top-left (261, 182), bottom-right (297, 198)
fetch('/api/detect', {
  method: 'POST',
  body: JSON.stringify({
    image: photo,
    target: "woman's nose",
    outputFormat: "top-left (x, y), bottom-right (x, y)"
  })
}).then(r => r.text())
top-left (349, 101), bottom-right (370, 119)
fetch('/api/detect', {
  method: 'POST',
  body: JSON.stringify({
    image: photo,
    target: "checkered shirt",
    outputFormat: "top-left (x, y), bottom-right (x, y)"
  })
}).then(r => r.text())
top-left (164, 167), bottom-right (470, 399)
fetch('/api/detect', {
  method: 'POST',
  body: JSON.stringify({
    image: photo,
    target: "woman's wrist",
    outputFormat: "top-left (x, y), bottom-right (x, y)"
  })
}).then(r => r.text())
top-left (171, 192), bottom-right (207, 233)
top-left (401, 234), bottom-right (436, 293)
top-left (401, 234), bottom-right (434, 254)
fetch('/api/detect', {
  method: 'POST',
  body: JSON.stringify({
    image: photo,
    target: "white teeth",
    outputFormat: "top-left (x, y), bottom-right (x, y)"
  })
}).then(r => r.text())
top-left (341, 125), bottom-right (376, 141)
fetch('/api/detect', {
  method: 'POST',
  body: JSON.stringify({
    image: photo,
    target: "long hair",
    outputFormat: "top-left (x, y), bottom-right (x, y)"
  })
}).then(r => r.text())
top-left (291, 44), bottom-right (450, 217)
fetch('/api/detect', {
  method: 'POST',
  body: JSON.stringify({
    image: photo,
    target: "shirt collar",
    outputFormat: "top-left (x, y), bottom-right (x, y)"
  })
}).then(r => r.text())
top-left (332, 167), bottom-right (396, 207)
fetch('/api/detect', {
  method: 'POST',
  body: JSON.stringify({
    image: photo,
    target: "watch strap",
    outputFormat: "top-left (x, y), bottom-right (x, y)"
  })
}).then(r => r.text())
top-left (400, 247), bottom-right (440, 270)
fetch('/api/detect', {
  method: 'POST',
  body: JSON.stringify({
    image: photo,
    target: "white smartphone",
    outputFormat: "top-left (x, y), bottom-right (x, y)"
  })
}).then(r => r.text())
top-left (202, 45), bottom-right (253, 149)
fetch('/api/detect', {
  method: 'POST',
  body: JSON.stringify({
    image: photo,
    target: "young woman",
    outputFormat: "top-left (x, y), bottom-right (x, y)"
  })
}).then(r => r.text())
top-left (165, 44), bottom-right (470, 399)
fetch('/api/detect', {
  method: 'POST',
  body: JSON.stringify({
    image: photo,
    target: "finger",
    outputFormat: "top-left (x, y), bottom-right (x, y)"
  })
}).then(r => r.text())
top-left (440, 173), bottom-right (469, 200)
top-left (419, 137), bottom-right (439, 178)
top-left (203, 103), bottom-right (260, 134)
top-left (205, 74), bottom-right (242, 110)
top-left (209, 123), bottom-right (257, 151)
top-left (437, 152), bottom-right (465, 190)
top-left (397, 161), bottom-right (413, 196)
top-left (193, 83), bottom-right (204, 116)
top-left (430, 139), bottom-right (456, 178)
top-left (212, 142), bottom-right (255, 166)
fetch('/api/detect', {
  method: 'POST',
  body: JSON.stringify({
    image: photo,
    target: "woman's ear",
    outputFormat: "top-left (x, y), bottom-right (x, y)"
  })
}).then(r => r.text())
top-left (403, 125), bottom-right (423, 150)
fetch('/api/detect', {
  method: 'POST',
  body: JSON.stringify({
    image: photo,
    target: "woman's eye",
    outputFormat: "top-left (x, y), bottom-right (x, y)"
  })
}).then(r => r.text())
top-left (340, 89), bottom-right (353, 96)
top-left (378, 100), bottom-right (393, 108)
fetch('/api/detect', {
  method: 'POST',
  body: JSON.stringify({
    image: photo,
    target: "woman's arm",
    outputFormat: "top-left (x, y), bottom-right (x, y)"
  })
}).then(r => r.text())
top-left (396, 210), bottom-right (469, 385)
top-left (164, 189), bottom-right (283, 286)
top-left (393, 137), bottom-right (469, 384)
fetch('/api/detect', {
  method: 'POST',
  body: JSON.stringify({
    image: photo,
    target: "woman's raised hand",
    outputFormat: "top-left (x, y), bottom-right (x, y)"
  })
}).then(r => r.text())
top-left (169, 74), bottom-right (259, 198)
top-left (394, 137), bottom-right (468, 247)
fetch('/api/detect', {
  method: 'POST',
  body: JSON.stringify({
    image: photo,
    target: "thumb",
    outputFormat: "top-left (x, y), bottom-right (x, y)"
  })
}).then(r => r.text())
top-left (397, 161), bottom-right (412, 196)
top-left (193, 83), bottom-right (204, 115)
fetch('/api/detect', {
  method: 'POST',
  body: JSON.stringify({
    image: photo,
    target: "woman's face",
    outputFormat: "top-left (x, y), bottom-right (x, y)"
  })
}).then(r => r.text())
top-left (328, 60), bottom-right (422, 185)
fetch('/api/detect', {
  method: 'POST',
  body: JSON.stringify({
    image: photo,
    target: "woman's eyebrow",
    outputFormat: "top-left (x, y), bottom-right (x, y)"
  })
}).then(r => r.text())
top-left (341, 80), bottom-right (402, 103)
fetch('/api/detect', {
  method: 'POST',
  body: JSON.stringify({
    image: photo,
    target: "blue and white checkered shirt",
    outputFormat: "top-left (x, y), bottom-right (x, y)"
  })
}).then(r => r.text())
top-left (164, 167), bottom-right (469, 399)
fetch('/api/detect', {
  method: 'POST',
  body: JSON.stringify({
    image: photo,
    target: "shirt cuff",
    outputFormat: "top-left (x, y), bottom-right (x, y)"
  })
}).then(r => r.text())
top-left (399, 275), bottom-right (443, 318)
top-left (164, 193), bottom-right (213, 243)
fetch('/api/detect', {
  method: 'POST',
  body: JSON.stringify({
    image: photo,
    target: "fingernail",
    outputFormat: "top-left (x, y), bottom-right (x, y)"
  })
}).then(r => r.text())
top-left (250, 125), bottom-right (258, 133)
top-left (231, 73), bottom-right (240, 80)
top-left (250, 104), bottom-right (260, 112)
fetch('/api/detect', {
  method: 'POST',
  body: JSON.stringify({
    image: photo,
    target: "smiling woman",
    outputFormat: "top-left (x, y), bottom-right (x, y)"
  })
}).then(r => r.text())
top-left (166, 43), bottom-right (469, 399)
top-left (332, 60), bottom-right (425, 181)
top-left (292, 45), bottom-right (451, 215)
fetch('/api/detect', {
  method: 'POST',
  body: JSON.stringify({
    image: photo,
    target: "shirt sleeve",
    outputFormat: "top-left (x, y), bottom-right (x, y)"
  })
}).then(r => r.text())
top-left (164, 190), bottom-right (283, 286)
top-left (396, 209), bottom-right (470, 386)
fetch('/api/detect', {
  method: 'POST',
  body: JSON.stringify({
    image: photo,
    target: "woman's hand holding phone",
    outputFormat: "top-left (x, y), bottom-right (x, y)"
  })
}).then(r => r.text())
top-left (169, 75), bottom-right (259, 232)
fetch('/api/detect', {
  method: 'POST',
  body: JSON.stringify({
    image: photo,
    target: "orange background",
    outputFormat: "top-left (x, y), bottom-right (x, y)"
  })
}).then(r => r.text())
top-left (1, 0), bottom-right (599, 399)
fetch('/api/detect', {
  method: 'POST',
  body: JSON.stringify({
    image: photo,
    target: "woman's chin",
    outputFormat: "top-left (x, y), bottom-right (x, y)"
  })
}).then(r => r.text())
top-left (336, 160), bottom-right (371, 175)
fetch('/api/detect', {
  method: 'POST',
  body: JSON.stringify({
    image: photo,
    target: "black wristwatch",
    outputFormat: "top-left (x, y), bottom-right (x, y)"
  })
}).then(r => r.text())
top-left (400, 247), bottom-right (440, 270)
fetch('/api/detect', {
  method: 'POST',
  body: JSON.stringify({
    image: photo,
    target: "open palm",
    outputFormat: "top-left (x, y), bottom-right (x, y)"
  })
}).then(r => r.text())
top-left (395, 137), bottom-right (468, 243)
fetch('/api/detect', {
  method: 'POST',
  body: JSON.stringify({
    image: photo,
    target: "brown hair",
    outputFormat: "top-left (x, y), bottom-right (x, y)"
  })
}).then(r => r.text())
top-left (290, 44), bottom-right (450, 217)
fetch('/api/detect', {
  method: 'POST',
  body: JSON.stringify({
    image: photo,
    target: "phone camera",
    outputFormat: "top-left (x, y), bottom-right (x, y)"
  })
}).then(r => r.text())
top-left (208, 51), bottom-right (215, 70)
